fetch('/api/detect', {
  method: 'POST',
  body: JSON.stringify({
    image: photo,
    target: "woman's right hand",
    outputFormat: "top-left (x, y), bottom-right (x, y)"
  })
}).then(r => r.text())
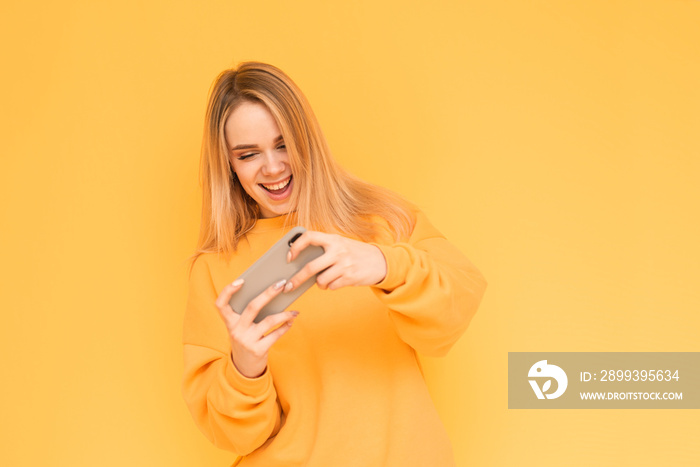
top-left (215, 279), bottom-right (299, 378)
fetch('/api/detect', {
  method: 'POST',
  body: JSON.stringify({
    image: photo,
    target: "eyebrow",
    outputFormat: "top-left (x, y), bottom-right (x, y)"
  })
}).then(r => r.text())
top-left (230, 135), bottom-right (284, 151)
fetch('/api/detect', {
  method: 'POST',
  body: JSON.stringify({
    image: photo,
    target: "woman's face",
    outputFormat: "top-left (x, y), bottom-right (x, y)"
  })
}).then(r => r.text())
top-left (225, 101), bottom-right (295, 218)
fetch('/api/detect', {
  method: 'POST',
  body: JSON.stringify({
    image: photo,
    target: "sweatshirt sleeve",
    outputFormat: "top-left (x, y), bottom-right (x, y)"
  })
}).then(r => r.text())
top-left (181, 255), bottom-right (282, 455)
top-left (369, 210), bottom-right (487, 357)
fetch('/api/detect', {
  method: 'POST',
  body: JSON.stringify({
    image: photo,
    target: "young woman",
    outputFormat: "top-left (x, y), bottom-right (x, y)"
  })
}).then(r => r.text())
top-left (182, 61), bottom-right (487, 466)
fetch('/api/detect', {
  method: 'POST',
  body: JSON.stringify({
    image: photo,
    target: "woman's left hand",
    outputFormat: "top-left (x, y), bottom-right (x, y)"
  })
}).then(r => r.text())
top-left (284, 231), bottom-right (387, 292)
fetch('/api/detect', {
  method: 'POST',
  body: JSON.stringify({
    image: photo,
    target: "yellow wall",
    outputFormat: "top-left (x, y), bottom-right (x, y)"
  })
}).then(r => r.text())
top-left (1, 0), bottom-right (698, 465)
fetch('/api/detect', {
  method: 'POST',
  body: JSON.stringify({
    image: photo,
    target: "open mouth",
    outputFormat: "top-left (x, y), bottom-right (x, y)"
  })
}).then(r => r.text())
top-left (259, 175), bottom-right (293, 199)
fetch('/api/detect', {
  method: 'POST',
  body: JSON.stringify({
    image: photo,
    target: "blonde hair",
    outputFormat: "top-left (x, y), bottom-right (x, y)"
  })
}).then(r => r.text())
top-left (188, 61), bottom-right (415, 272)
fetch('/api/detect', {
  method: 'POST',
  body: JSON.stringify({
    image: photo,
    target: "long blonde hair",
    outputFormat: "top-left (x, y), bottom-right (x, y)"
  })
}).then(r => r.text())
top-left (189, 61), bottom-right (415, 272)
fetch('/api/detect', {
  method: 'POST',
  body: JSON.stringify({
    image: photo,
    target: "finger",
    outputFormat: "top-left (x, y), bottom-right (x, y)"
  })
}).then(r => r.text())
top-left (215, 278), bottom-right (245, 310)
top-left (257, 316), bottom-right (296, 350)
top-left (214, 279), bottom-right (245, 325)
top-left (287, 230), bottom-right (330, 263)
top-left (285, 253), bottom-right (335, 293)
top-left (324, 269), bottom-right (357, 290)
top-left (255, 310), bottom-right (299, 338)
top-left (316, 266), bottom-right (346, 290)
top-left (239, 279), bottom-right (287, 327)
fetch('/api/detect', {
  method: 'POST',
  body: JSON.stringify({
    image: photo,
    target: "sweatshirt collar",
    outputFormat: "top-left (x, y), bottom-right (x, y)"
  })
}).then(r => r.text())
top-left (250, 211), bottom-right (299, 233)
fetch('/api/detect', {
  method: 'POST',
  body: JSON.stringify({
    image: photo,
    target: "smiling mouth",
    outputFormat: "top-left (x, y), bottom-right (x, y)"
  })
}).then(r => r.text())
top-left (259, 175), bottom-right (292, 193)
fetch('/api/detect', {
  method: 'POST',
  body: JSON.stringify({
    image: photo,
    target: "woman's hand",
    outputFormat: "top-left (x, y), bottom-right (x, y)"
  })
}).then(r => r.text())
top-left (284, 231), bottom-right (388, 292)
top-left (215, 279), bottom-right (298, 378)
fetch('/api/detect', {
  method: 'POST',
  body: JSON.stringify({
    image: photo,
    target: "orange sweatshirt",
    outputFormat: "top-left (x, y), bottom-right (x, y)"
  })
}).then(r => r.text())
top-left (182, 210), bottom-right (487, 466)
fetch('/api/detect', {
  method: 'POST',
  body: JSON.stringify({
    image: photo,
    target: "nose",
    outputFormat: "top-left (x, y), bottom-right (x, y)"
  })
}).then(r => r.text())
top-left (261, 151), bottom-right (286, 177)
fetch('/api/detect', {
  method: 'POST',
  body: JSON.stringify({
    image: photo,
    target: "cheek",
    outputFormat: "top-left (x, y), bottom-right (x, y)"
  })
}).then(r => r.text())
top-left (230, 159), bottom-right (246, 179)
top-left (231, 165), bottom-right (259, 193)
top-left (229, 158), bottom-right (240, 174)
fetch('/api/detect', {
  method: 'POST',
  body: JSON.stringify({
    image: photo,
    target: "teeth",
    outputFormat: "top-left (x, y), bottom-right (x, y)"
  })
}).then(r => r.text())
top-left (261, 176), bottom-right (291, 191)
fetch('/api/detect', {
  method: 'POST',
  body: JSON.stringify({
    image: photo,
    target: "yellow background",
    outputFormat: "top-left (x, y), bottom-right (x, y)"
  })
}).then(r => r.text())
top-left (1, 0), bottom-right (698, 465)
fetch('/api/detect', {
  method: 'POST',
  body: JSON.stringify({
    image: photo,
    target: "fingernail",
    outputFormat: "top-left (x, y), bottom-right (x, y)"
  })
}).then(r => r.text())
top-left (232, 278), bottom-right (244, 287)
top-left (273, 279), bottom-right (287, 290)
top-left (291, 310), bottom-right (299, 317)
top-left (284, 281), bottom-right (294, 292)
top-left (287, 251), bottom-right (292, 263)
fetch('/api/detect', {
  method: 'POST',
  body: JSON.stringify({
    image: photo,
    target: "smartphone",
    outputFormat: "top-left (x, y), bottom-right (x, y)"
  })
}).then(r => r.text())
top-left (229, 226), bottom-right (325, 323)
